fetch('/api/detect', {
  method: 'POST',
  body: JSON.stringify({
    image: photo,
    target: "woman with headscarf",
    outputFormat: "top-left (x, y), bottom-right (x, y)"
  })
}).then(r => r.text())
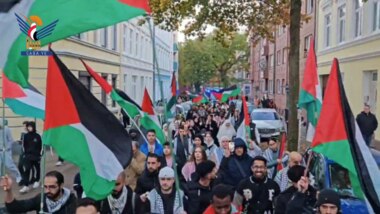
top-left (217, 119), bottom-right (237, 143)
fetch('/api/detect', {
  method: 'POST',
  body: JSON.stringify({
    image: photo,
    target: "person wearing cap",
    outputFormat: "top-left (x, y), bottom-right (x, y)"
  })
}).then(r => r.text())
top-left (203, 184), bottom-right (240, 214)
top-left (274, 165), bottom-right (317, 214)
top-left (184, 160), bottom-right (219, 214)
top-left (140, 167), bottom-right (188, 214)
top-left (233, 156), bottom-right (280, 214)
top-left (263, 138), bottom-right (289, 179)
top-left (219, 138), bottom-right (253, 188)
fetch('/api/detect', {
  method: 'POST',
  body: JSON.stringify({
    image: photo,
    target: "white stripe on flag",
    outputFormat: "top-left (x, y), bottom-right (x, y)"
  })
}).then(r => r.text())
top-left (306, 122), bottom-right (315, 142)
top-left (0, 0), bottom-right (34, 68)
top-left (71, 123), bottom-right (123, 181)
top-left (19, 89), bottom-right (45, 111)
top-left (236, 119), bottom-right (246, 142)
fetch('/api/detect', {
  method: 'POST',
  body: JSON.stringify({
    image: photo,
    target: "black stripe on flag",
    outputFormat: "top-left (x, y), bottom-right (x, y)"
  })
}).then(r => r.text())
top-left (115, 88), bottom-right (142, 111)
top-left (51, 52), bottom-right (132, 168)
top-left (337, 60), bottom-right (380, 212)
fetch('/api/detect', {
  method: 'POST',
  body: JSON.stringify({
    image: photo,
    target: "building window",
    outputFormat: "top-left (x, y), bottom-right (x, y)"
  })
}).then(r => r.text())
top-left (79, 72), bottom-right (91, 91)
top-left (269, 80), bottom-right (273, 94)
top-left (277, 50), bottom-right (281, 65)
top-left (354, 0), bottom-right (363, 38)
top-left (123, 25), bottom-right (127, 53)
top-left (304, 34), bottom-right (312, 57)
top-left (277, 79), bottom-right (281, 94)
top-left (373, 1), bottom-right (380, 31)
top-left (129, 29), bottom-right (134, 55)
top-left (282, 48), bottom-right (287, 64)
top-left (132, 75), bottom-right (137, 99)
top-left (100, 28), bottom-right (107, 48)
top-left (338, 5), bottom-right (346, 43)
top-left (269, 54), bottom-right (274, 68)
top-left (112, 75), bottom-right (117, 107)
top-left (111, 25), bottom-right (117, 51)
top-left (306, 0), bottom-right (314, 14)
top-left (282, 79), bottom-right (286, 94)
top-left (264, 79), bottom-right (268, 92)
top-left (324, 13), bottom-right (331, 47)
top-left (135, 32), bottom-right (139, 56)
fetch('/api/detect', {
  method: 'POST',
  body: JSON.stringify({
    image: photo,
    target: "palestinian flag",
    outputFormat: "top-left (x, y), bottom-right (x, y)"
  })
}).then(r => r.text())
top-left (2, 72), bottom-right (45, 119)
top-left (192, 94), bottom-right (208, 104)
top-left (81, 60), bottom-right (141, 119)
top-left (166, 72), bottom-right (177, 116)
top-left (312, 58), bottom-right (380, 212)
top-left (44, 51), bottom-right (132, 200)
top-left (236, 97), bottom-right (251, 143)
top-left (211, 91), bottom-right (223, 102)
top-left (220, 85), bottom-right (241, 102)
top-left (0, 0), bottom-right (150, 87)
top-left (141, 88), bottom-right (165, 144)
top-left (298, 38), bottom-right (322, 141)
top-left (277, 133), bottom-right (287, 171)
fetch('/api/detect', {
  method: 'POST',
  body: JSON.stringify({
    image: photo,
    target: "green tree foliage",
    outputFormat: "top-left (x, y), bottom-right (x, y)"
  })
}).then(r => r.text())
top-left (179, 33), bottom-right (248, 91)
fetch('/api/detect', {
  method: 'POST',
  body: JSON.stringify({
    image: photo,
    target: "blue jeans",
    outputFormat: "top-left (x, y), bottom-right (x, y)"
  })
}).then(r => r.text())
top-left (363, 134), bottom-right (372, 146)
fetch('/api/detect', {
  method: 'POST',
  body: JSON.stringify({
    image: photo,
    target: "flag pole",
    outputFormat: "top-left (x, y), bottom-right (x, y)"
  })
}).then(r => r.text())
top-left (122, 109), bottom-right (149, 144)
top-left (146, 16), bottom-right (168, 125)
top-left (1, 99), bottom-right (6, 178)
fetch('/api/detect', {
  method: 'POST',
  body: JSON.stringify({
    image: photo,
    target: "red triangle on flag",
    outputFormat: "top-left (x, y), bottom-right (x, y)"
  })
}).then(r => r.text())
top-left (118, 0), bottom-right (151, 13)
top-left (142, 88), bottom-right (155, 115)
top-left (2, 72), bottom-right (26, 99)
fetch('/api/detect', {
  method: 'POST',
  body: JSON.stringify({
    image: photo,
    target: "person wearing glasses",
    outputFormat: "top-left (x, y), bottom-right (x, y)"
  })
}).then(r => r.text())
top-left (0, 170), bottom-right (77, 213)
top-left (233, 156), bottom-right (280, 214)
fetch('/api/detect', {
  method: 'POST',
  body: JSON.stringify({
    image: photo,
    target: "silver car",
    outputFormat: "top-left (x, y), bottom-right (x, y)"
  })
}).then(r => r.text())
top-left (251, 108), bottom-right (285, 138)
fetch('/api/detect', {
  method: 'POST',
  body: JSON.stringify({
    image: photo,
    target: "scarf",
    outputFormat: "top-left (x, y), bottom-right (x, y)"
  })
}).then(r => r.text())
top-left (149, 189), bottom-right (184, 214)
top-left (279, 167), bottom-right (289, 192)
top-left (107, 186), bottom-right (128, 214)
top-left (46, 187), bottom-right (71, 213)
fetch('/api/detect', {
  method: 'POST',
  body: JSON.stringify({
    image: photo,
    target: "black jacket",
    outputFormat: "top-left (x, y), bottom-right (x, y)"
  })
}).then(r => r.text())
top-left (275, 185), bottom-right (317, 214)
top-left (356, 111), bottom-right (378, 136)
top-left (135, 170), bottom-right (159, 194)
top-left (6, 193), bottom-right (76, 214)
top-left (184, 180), bottom-right (217, 214)
top-left (98, 186), bottom-right (137, 214)
top-left (23, 132), bottom-right (42, 161)
top-left (285, 191), bottom-right (316, 214)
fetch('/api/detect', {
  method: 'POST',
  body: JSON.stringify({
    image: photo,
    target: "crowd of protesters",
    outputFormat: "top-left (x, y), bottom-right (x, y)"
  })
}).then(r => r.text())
top-left (0, 96), bottom-right (356, 214)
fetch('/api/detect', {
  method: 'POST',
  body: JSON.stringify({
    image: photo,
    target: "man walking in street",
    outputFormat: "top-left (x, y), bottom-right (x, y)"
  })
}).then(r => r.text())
top-left (135, 153), bottom-right (161, 195)
top-left (356, 104), bottom-right (378, 146)
top-left (140, 129), bottom-right (164, 156)
top-left (203, 184), bottom-right (240, 214)
top-left (275, 151), bottom-right (303, 191)
top-left (1, 170), bottom-right (77, 213)
top-left (263, 138), bottom-right (288, 179)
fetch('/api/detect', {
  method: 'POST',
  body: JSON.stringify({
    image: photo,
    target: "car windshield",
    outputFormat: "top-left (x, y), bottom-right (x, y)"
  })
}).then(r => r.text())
top-left (329, 164), bottom-right (355, 198)
top-left (252, 112), bottom-right (279, 120)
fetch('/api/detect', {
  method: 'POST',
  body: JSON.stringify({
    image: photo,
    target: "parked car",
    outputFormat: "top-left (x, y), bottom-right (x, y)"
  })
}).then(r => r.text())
top-left (307, 149), bottom-right (380, 214)
top-left (250, 108), bottom-right (285, 139)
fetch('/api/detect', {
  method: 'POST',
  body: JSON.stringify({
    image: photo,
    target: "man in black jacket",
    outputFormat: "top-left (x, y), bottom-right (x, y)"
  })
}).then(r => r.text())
top-left (1, 170), bottom-right (76, 213)
top-left (356, 104), bottom-right (378, 146)
top-left (185, 160), bottom-right (219, 214)
top-left (135, 153), bottom-right (161, 195)
top-left (274, 165), bottom-right (317, 214)
top-left (98, 172), bottom-right (137, 214)
top-left (233, 156), bottom-right (280, 214)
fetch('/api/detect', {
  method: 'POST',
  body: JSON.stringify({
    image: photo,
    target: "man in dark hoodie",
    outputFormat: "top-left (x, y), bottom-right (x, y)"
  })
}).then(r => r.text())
top-left (20, 121), bottom-right (42, 193)
top-left (135, 153), bottom-right (161, 195)
top-left (185, 160), bottom-right (219, 214)
top-left (219, 138), bottom-right (253, 189)
top-left (274, 165), bottom-right (317, 214)
top-left (356, 104), bottom-right (378, 146)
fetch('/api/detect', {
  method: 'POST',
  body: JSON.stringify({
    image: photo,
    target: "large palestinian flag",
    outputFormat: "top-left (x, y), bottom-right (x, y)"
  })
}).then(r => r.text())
top-left (298, 38), bottom-right (322, 141)
top-left (312, 58), bottom-right (380, 212)
top-left (0, 0), bottom-right (149, 87)
top-left (2, 72), bottom-right (45, 119)
top-left (220, 85), bottom-right (241, 103)
top-left (43, 51), bottom-right (132, 200)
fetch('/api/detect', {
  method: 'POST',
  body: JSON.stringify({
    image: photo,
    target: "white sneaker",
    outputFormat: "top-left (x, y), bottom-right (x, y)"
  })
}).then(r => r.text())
top-left (55, 161), bottom-right (63, 166)
top-left (32, 182), bottom-right (39, 189)
top-left (19, 186), bottom-right (30, 193)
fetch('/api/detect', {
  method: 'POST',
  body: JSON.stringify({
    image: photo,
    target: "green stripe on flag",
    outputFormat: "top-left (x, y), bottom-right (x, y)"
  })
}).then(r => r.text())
top-left (299, 89), bottom-right (322, 126)
top-left (43, 125), bottom-right (115, 200)
top-left (111, 90), bottom-right (141, 118)
top-left (312, 140), bottom-right (363, 198)
top-left (5, 98), bottom-right (45, 119)
top-left (140, 113), bottom-right (166, 144)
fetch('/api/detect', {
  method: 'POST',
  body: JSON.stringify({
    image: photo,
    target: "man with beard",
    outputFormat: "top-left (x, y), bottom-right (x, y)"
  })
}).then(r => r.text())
top-left (233, 156), bottom-right (280, 214)
top-left (140, 167), bottom-right (188, 214)
top-left (1, 171), bottom-right (76, 213)
top-left (98, 172), bottom-right (137, 213)
top-left (185, 160), bottom-right (219, 214)
top-left (135, 153), bottom-right (161, 195)
top-left (174, 126), bottom-right (193, 176)
top-left (263, 138), bottom-right (288, 179)
top-left (275, 152), bottom-right (303, 191)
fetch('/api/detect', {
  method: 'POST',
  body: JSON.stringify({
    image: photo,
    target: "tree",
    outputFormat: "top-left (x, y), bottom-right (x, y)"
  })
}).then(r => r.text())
top-left (179, 33), bottom-right (248, 91)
